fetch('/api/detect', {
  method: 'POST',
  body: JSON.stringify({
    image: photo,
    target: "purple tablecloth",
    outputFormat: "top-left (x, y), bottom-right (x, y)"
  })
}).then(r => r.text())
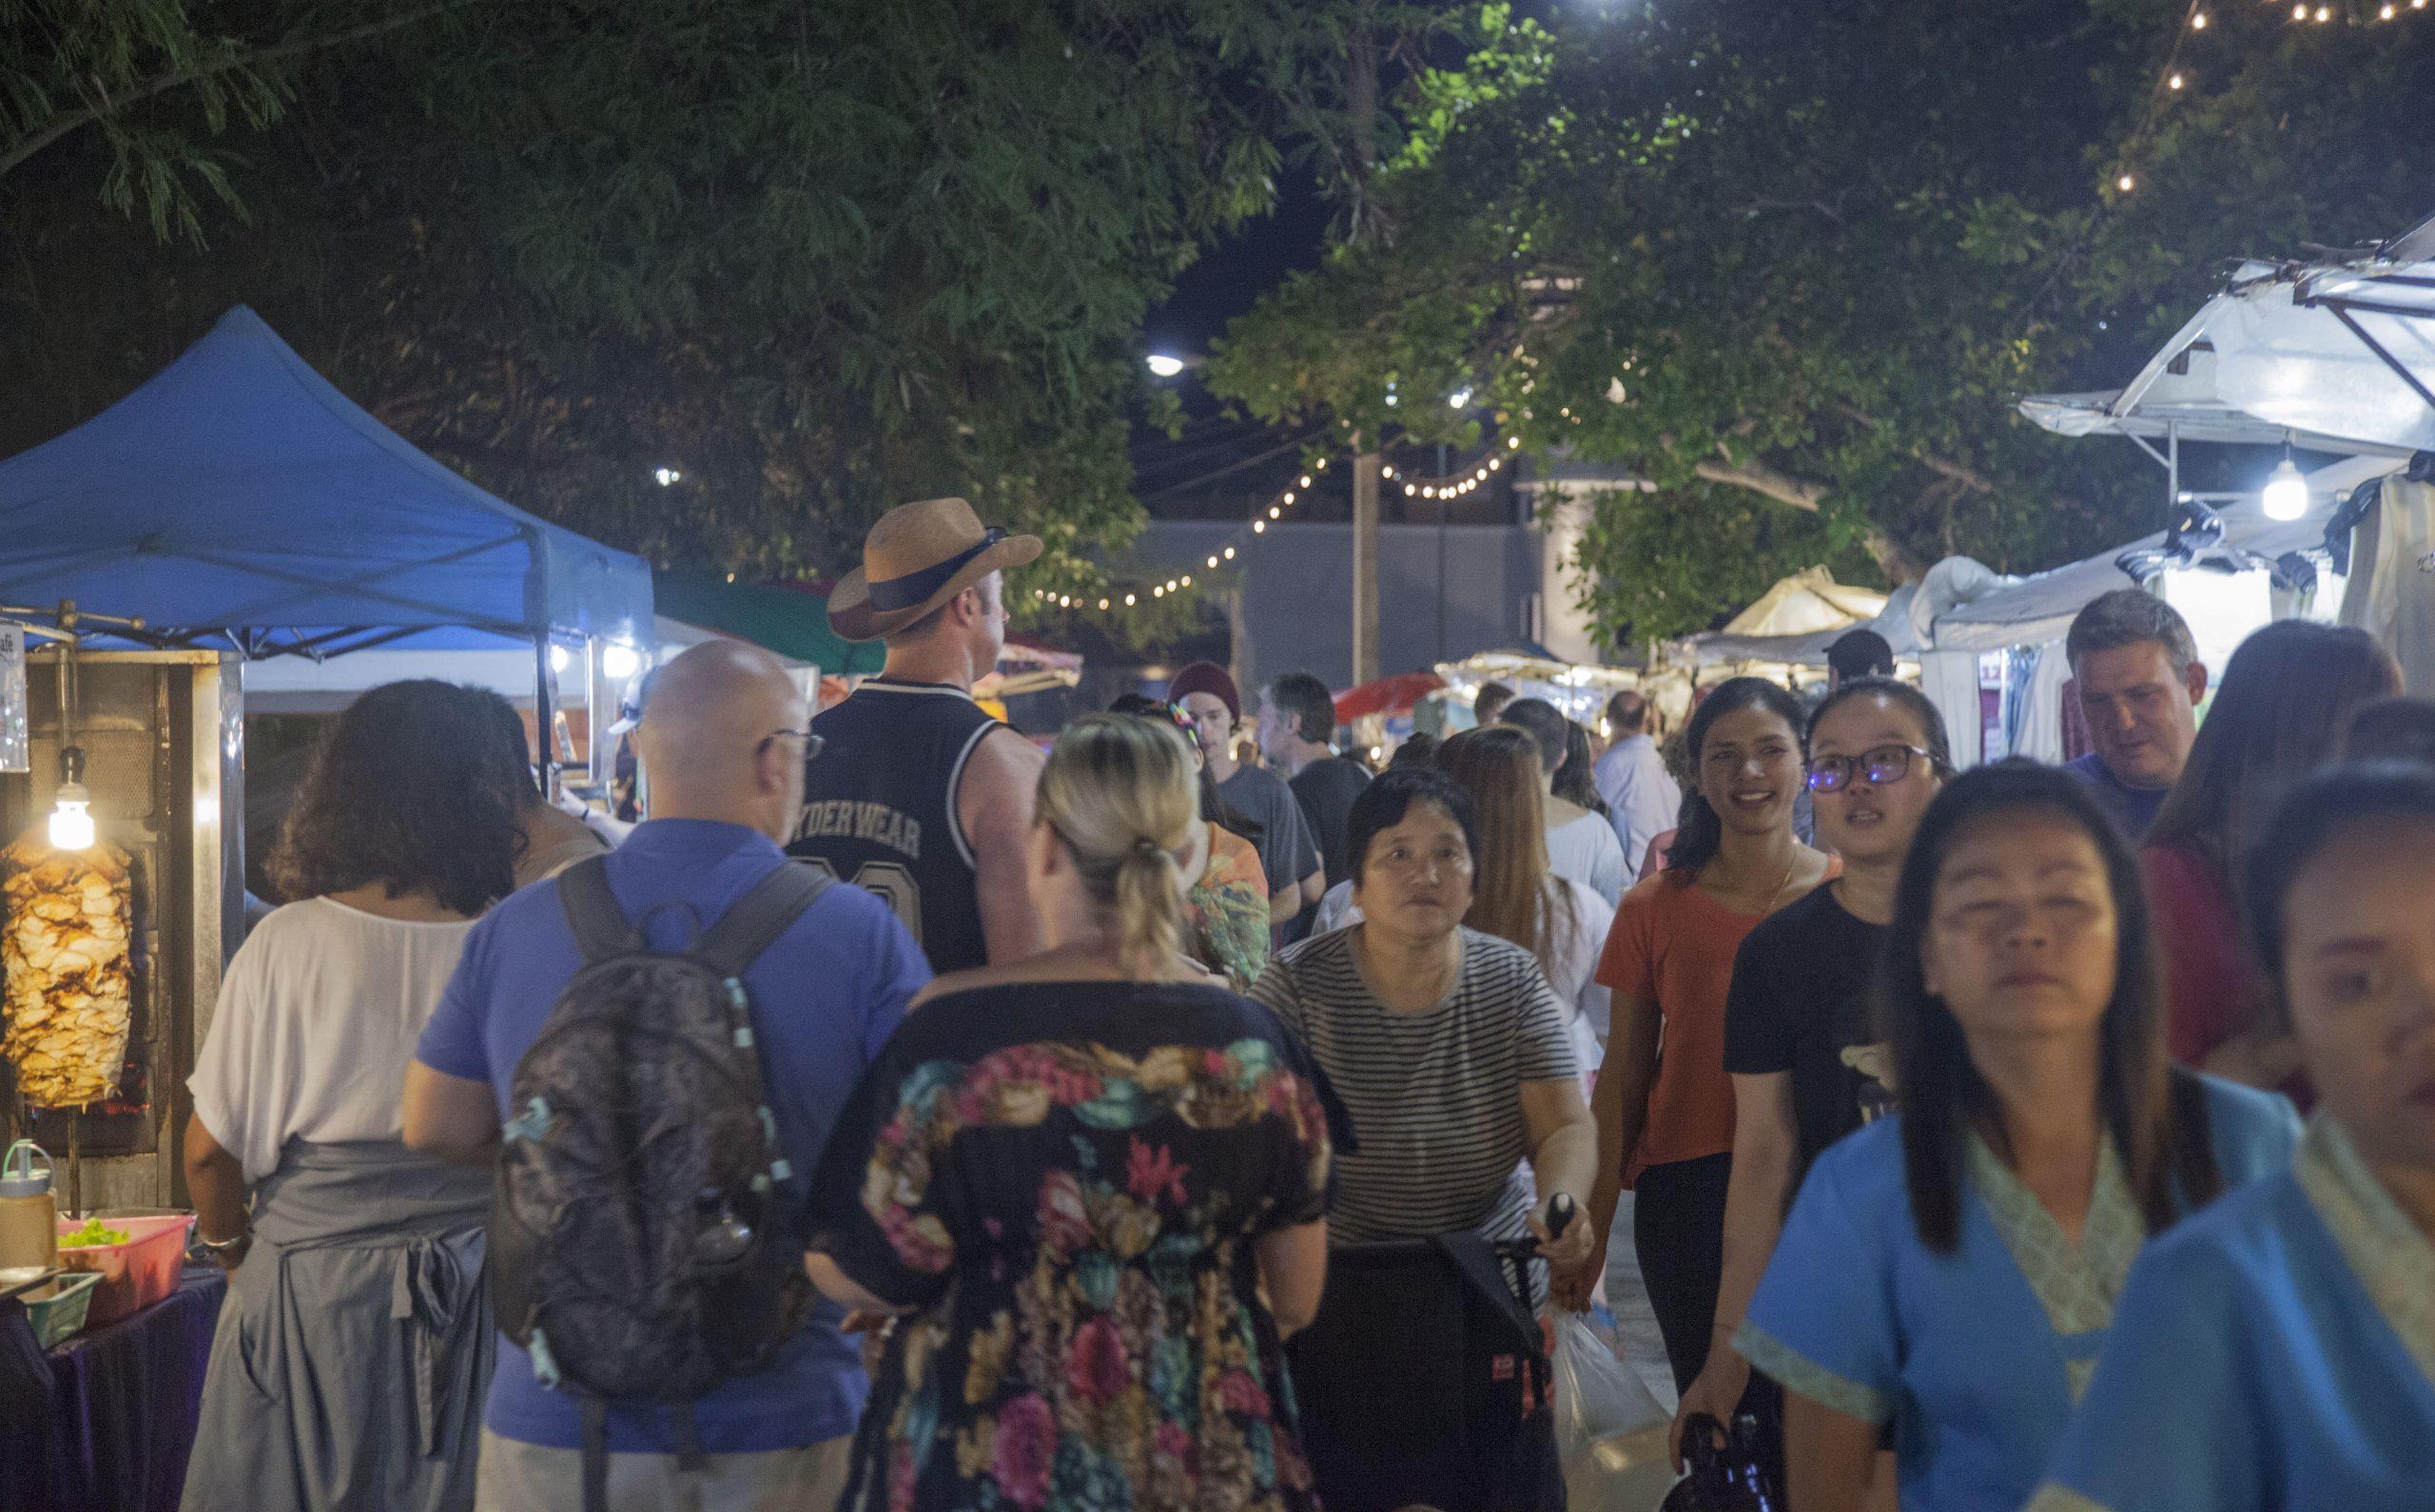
top-left (0, 1263), bottom-right (225, 1512)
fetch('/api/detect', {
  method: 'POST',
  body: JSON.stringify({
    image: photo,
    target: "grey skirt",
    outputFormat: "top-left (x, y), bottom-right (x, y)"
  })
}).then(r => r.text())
top-left (182, 1139), bottom-right (492, 1512)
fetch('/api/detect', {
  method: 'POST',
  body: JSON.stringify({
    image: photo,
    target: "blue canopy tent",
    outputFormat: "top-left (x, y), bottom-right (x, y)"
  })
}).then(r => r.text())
top-left (0, 305), bottom-right (652, 668)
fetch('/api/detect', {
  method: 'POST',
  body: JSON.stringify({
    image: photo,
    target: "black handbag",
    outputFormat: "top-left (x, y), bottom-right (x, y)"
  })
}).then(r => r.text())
top-left (1661, 1410), bottom-right (1782, 1512)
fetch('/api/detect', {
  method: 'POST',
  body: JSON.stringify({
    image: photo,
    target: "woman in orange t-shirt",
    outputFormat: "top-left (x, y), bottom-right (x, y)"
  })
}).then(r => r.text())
top-left (1552, 677), bottom-right (1833, 1399)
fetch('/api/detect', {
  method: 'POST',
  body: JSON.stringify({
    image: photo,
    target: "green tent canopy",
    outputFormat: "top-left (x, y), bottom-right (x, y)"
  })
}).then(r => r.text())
top-left (652, 570), bottom-right (886, 675)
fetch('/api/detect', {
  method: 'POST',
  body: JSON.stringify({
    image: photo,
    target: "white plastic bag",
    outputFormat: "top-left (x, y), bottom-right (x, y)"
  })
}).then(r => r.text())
top-left (1551, 1310), bottom-right (1680, 1512)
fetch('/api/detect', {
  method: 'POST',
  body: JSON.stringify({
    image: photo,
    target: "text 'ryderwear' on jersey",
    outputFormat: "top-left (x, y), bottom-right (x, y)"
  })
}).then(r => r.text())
top-left (788, 676), bottom-right (1000, 974)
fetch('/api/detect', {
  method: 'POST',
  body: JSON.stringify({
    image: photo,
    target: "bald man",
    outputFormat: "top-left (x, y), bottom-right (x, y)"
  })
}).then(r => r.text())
top-left (1593, 688), bottom-right (1681, 884)
top-left (404, 644), bottom-right (930, 1511)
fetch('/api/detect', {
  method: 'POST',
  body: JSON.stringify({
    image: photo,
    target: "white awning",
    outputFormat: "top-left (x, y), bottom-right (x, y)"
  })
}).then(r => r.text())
top-left (2021, 213), bottom-right (2435, 457)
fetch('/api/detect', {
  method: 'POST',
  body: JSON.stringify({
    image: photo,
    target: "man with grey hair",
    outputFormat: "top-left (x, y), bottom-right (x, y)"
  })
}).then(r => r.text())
top-left (2063, 588), bottom-right (2210, 839)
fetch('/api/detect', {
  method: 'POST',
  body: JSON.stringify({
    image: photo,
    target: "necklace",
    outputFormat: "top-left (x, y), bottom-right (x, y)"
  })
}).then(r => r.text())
top-left (1761, 854), bottom-right (1800, 915)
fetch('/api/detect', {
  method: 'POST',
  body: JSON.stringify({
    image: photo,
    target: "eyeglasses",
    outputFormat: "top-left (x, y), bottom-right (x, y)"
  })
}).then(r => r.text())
top-left (1805, 743), bottom-right (1936, 792)
top-left (759, 728), bottom-right (826, 765)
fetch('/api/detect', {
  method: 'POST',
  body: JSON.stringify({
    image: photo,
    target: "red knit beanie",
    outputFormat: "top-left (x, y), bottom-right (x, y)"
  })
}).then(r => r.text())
top-left (1165, 661), bottom-right (1241, 724)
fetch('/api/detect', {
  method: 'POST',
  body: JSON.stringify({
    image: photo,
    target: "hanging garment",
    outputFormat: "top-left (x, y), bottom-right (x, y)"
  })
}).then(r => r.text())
top-left (2340, 476), bottom-right (2435, 693)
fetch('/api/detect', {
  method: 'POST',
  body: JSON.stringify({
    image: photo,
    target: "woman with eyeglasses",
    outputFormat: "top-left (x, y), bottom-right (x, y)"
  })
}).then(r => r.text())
top-left (1667, 679), bottom-right (1952, 1479)
top-left (2032, 762), bottom-right (2435, 1511)
top-left (1736, 764), bottom-right (2300, 1512)
top-left (1551, 678), bottom-right (1835, 1402)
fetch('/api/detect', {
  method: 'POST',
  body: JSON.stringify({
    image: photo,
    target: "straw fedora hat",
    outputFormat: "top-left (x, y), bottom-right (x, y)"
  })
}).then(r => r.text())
top-left (828, 497), bottom-right (1042, 643)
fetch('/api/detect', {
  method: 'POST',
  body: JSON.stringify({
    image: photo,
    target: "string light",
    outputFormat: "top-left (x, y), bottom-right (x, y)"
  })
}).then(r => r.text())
top-left (1223, 547), bottom-right (1236, 559)
top-left (2111, 0), bottom-right (2426, 206)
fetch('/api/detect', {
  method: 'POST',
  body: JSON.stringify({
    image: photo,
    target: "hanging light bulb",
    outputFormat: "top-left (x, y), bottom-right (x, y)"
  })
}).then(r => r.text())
top-left (49, 746), bottom-right (93, 852)
top-left (600, 643), bottom-right (645, 682)
top-left (1207, 554), bottom-right (1219, 569)
top-left (1298, 475), bottom-right (1313, 487)
top-left (2168, 72), bottom-right (2186, 89)
top-left (2191, 9), bottom-right (2208, 26)
top-left (1253, 519), bottom-right (1266, 533)
top-left (1180, 575), bottom-right (1192, 588)
top-left (2292, 3), bottom-right (2308, 18)
top-left (1222, 547), bottom-right (1236, 560)
top-left (2117, 173), bottom-right (2136, 192)
top-left (1124, 593), bottom-right (1137, 606)
top-left (1268, 505), bottom-right (1281, 519)
top-left (2262, 452), bottom-right (2311, 521)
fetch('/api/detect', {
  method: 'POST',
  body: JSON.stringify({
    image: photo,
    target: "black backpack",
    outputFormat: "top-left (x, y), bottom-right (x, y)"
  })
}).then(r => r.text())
top-left (489, 856), bottom-right (829, 1512)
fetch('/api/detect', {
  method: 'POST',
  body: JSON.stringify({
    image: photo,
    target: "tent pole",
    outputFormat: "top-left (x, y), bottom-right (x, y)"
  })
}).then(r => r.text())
top-left (534, 633), bottom-right (560, 802)
top-left (2167, 422), bottom-right (2179, 514)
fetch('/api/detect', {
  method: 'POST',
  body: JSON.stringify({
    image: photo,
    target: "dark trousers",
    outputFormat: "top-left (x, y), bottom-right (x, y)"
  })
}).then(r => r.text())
top-left (1632, 1151), bottom-right (1733, 1395)
top-left (1634, 1151), bottom-right (1786, 1488)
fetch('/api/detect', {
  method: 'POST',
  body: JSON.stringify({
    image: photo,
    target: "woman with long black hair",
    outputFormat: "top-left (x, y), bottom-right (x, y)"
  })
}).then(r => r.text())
top-left (1552, 678), bottom-right (1833, 1399)
top-left (1738, 763), bottom-right (2299, 1512)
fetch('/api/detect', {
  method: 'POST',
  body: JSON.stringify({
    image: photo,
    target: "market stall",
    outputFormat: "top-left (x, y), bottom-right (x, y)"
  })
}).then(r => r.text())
top-left (1432, 642), bottom-right (1646, 725)
top-left (0, 305), bottom-right (652, 1215)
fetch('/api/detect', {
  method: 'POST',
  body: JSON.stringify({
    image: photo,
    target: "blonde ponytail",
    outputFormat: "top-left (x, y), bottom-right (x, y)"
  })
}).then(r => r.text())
top-left (1038, 715), bottom-right (1198, 980)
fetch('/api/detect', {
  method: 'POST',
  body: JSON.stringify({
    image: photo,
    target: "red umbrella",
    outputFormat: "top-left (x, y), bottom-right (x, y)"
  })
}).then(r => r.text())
top-left (1334, 670), bottom-right (1446, 724)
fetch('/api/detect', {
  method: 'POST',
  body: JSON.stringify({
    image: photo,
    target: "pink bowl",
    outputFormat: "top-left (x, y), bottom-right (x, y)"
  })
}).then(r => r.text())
top-left (56, 1213), bottom-right (194, 1327)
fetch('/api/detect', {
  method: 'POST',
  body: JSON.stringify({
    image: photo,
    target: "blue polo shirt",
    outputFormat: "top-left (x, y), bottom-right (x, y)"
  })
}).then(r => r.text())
top-left (2063, 752), bottom-right (2170, 841)
top-left (415, 819), bottom-right (929, 1453)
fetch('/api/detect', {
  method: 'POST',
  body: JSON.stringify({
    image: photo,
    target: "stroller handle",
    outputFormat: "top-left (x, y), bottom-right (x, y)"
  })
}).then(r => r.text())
top-left (1334, 1192), bottom-right (1580, 1265)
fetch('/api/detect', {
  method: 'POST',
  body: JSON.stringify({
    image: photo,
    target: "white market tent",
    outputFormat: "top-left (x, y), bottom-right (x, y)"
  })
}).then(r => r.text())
top-left (2021, 209), bottom-right (2435, 472)
top-left (1668, 212), bottom-right (2435, 764)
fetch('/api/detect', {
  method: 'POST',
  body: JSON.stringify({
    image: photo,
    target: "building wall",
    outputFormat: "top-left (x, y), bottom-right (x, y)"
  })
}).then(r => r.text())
top-left (1140, 518), bottom-right (1549, 691)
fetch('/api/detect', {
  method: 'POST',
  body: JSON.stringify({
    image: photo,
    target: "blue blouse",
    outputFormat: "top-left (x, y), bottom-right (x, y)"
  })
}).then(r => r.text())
top-left (2030, 1114), bottom-right (2435, 1512)
top-left (1736, 1076), bottom-right (2300, 1512)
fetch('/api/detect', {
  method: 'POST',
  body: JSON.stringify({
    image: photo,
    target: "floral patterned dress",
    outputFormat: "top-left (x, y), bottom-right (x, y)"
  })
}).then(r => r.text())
top-left (809, 980), bottom-right (1339, 1512)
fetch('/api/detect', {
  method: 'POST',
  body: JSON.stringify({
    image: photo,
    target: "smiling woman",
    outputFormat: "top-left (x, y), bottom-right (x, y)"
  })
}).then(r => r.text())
top-left (1555, 677), bottom-right (1835, 1419)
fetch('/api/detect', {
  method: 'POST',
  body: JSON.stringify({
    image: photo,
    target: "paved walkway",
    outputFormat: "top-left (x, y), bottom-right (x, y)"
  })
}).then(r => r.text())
top-left (1604, 1192), bottom-right (1681, 1412)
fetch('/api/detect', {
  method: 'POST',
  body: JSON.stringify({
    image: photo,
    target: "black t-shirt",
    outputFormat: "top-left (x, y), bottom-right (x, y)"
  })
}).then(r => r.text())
top-left (1290, 756), bottom-right (1372, 891)
top-left (1286, 755), bottom-right (1371, 943)
top-left (1720, 883), bottom-right (1895, 1184)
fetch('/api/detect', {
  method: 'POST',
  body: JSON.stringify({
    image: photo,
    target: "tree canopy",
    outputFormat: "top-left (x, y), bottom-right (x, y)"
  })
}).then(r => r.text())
top-left (1206, 0), bottom-right (2435, 645)
top-left (0, 0), bottom-right (1365, 603)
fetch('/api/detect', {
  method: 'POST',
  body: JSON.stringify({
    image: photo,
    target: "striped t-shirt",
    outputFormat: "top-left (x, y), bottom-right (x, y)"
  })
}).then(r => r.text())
top-left (1250, 925), bottom-right (1578, 1245)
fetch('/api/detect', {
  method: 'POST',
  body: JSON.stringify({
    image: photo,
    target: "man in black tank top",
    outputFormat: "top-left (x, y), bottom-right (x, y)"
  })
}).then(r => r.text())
top-left (790, 498), bottom-right (1047, 974)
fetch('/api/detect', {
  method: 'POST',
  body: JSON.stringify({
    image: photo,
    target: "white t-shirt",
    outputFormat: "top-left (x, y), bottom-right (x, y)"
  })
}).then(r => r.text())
top-left (1547, 811), bottom-right (1629, 908)
top-left (1304, 877), bottom-right (1613, 1075)
top-left (188, 898), bottom-right (477, 1182)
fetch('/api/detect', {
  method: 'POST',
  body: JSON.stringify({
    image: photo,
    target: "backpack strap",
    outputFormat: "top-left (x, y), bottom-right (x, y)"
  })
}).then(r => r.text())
top-left (579, 1398), bottom-right (610, 1512)
top-left (556, 857), bottom-right (641, 965)
top-left (692, 861), bottom-right (833, 979)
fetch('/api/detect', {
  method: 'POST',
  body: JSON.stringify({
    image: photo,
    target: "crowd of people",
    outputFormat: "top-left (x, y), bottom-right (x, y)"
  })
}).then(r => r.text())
top-left (169, 494), bottom-right (2434, 1512)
